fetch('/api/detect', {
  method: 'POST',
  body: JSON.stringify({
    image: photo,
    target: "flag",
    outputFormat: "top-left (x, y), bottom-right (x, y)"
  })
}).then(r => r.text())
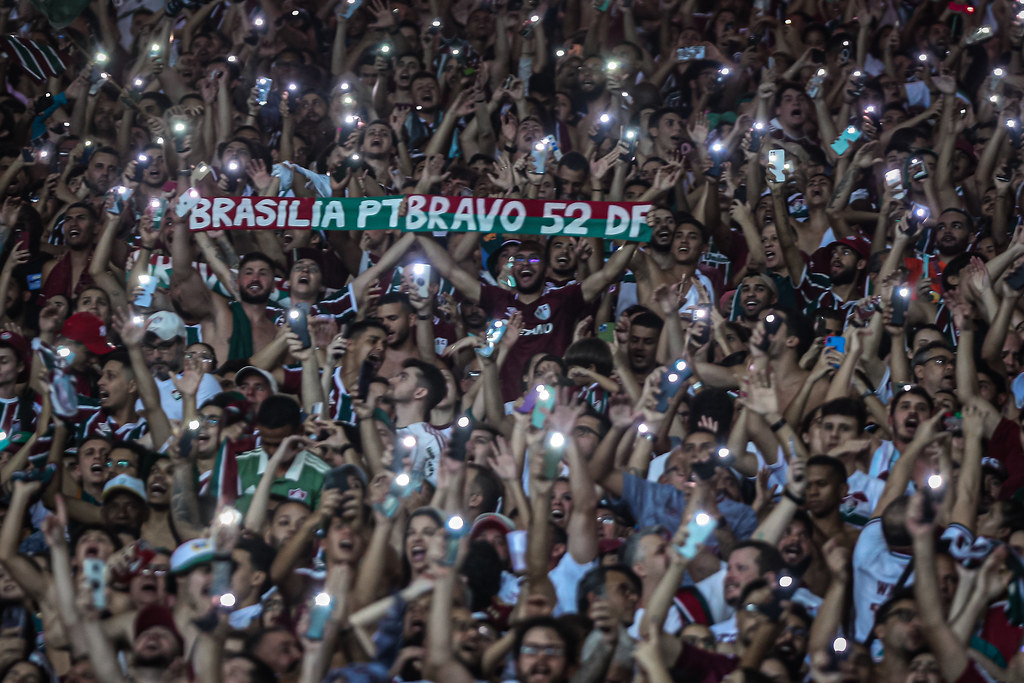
top-left (0, 35), bottom-right (66, 81)
top-left (27, 0), bottom-right (90, 29)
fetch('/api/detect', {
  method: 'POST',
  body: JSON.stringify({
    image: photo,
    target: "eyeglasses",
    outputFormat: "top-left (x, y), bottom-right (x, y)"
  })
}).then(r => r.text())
top-left (923, 356), bottom-right (955, 367)
top-left (139, 568), bottom-right (168, 577)
top-left (185, 352), bottom-right (214, 363)
top-left (511, 255), bottom-right (543, 265)
top-left (887, 608), bottom-right (918, 623)
top-left (781, 626), bottom-right (807, 638)
top-left (196, 414), bottom-right (220, 425)
top-left (107, 460), bottom-right (132, 469)
top-left (596, 514), bottom-right (617, 525)
top-left (520, 645), bottom-right (565, 657)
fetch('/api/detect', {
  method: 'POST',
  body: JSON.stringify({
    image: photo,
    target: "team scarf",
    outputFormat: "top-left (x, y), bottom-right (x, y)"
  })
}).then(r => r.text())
top-left (182, 194), bottom-right (653, 242)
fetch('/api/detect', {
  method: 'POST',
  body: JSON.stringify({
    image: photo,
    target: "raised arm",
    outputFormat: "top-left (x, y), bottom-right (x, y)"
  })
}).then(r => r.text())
top-left (414, 234), bottom-right (482, 302)
top-left (580, 243), bottom-right (638, 302)
top-left (117, 310), bottom-right (172, 447)
top-left (909, 494), bottom-right (970, 680)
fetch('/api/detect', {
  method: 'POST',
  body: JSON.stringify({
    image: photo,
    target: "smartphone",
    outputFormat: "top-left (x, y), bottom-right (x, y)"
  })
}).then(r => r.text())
top-left (134, 273), bottom-right (157, 308)
top-left (824, 336), bottom-right (846, 354)
top-left (758, 312), bottom-right (782, 351)
top-left (623, 127), bottom-right (640, 156)
top-left (824, 637), bottom-right (850, 672)
top-left (134, 153), bottom-right (151, 183)
top-left (307, 593), bottom-right (333, 639)
top-left (542, 432), bottom-right (565, 480)
top-left (171, 117), bottom-right (189, 153)
top-left (530, 139), bottom-right (550, 175)
top-left (255, 77), bottom-right (272, 106)
top-left (890, 285), bottom-right (910, 326)
top-left (211, 560), bottom-right (233, 605)
top-left (355, 359), bottom-right (374, 401)
top-left (1007, 119), bottom-right (1023, 149)
top-left (323, 467), bottom-right (353, 493)
top-left (965, 25), bottom-right (993, 44)
top-left (531, 385), bottom-right (555, 430)
top-left (82, 557), bottom-right (107, 610)
top-left (34, 92), bottom-right (55, 112)
top-left (921, 474), bottom-right (945, 523)
top-left (476, 319), bottom-right (508, 359)
top-left (448, 415), bottom-right (471, 462)
top-left (287, 303), bottom-right (312, 349)
top-left (340, 0), bottom-right (363, 18)
top-left (1007, 261), bottom-right (1024, 290)
top-left (884, 168), bottom-right (906, 200)
top-left (848, 70), bottom-right (867, 97)
top-left (656, 360), bottom-right (692, 412)
top-left (767, 149), bottom-right (785, 183)
top-left (830, 126), bottom-right (862, 156)
top-left (148, 197), bottom-right (167, 232)
top-left (178, 418), bottom-right (200, 459)
top-left (773, 573), bottom-right (800, 600)
top-left (908, 157), bottom-right (928, 181)
top-left (440, 515), bottom-right (466, 566)
top-left (676, 46), bottom-right (706, 62)
top-left (707, 141), bottom-right (726, 178)
top-left (107, 186), bottom-right (133, 215)
top-left (410, 263), bottom-right (430, 299)
top-left (749, 121), bottom-right (767, 153)
top-left (675, 512), bottom-right (716, 559)
top-left (806, 68), bottom-right (827, 99)
top-left (693, 306), bottom-right (711, 344)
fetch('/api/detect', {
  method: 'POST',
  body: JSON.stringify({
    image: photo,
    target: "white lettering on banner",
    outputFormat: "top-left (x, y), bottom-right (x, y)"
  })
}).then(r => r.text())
top-left (630, 205), bottom-right (650, 238)
top-left (358, 199), bottom-right (381, 228)
top-left (406, 195), bottom-right (428, 230)
top-left (541, 202), bottom-right (566, 233)
top-left (235, 198), bottom-right (255, 226)
top-left (211, 197), bottom-right (233, 228)
top-left (191, 199), bottom-right (212, 229)
top-left (521, 323), bottom-right (553, 336)
top-left (476, 198), bottom-right (502, 232)
top-left (428, 196), bottom-right (450, 232)
top-left (565, 203), bottom-right (591, 235)
top-left (381, 198), bottom-right (403, 227)
top-left (276, 201), bottom-right (288, 227)
top-left (288, 199), bottom-right (309, 227)
top-left (256, 199), bottom-right (277, 227)
top-left (500, 201), bottom-right (526, 232)
top-left (605, 205), bottom-right (630, 238)
top-left (451, 198), bottom-right (476, 231)
top-left (320, 200), bottom-right (345, 228)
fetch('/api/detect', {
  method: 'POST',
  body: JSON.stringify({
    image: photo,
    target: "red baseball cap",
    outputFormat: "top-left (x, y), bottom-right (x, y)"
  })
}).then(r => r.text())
top-left (831, 235), bottom-right (871, 261)
top-left (61, 313), bottom-right (115, 356)
top-left (0, 331), bottom-right (29, 382)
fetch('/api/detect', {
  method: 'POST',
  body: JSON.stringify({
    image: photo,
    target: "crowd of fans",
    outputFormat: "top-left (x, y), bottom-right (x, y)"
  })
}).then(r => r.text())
top-left (0, 0), bottom-right (1022, 680)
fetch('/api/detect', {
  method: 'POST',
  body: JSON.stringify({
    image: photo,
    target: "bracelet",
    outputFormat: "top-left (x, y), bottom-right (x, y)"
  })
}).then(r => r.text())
top-left (783, 488), bottom-right (805, 505)
top-left (769, 418), bottom-right (786, 432)
top-left (178, 168), bottom-right (192, 176)
top-left (504, 144), bottom-right (516, 153)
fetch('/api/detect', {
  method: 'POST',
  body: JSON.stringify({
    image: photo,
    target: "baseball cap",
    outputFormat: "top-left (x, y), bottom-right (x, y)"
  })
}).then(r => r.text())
top-left (134, 605), bottom-right (184, 653)
top-left (485, 239), bottom-right (523, 277)
top-left (831, 235), bottom-right (871, 261)
top-left (145, 311), bottom-right (187, 341)
top-left (1013, 372), bottom-right (1024, 409)
top-left (234, 366), bottom-right (279, 394)
top-left (470, 512), bottom-right (515, 540)
top-left (170, 537), bottom-right (217, 574)
top-left (61, 312), bottom-right (115, 356)
top-left (0, 331), bottom-right (29, 381)
top-left (102, 474), bottom-right (147, 503)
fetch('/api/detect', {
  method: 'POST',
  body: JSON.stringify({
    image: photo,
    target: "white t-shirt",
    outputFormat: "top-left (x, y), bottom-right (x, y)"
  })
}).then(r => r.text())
top-left (695, 564), bottom-right (731, 624)
top-left (628, 603), bottom-right (684, 640)
top-left (396, 422), bottom-right (449, 485)
top-left (551, 552), bottom-right (598, 617)
top-left (135, 372), bottom-right (222, 422)
top-left (852, 518), bottom-right (912, 642)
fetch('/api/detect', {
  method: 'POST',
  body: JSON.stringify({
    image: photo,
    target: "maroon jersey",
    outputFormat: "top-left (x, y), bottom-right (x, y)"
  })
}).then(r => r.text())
top-left (479, 282), bottom-right (585, 402)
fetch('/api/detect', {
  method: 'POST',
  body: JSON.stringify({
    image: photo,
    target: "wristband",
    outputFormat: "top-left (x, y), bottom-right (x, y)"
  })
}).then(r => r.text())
top-left (504, 144), bottom-right (516, 153)
top-left (769, 418), bottom-right (786, 432)
top-left (417, 314), bottom-right (431, 320)
top-left (783, 488), bottom-right (805, 505)
top-left (178, 169), bottom-right (192, 177)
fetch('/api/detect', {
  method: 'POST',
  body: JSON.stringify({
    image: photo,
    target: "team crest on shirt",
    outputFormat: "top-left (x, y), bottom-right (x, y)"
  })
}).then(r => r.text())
top-left (535, 304), bottom-right (551, 321)
top-left (288, 488), bottom-right (308, 501)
